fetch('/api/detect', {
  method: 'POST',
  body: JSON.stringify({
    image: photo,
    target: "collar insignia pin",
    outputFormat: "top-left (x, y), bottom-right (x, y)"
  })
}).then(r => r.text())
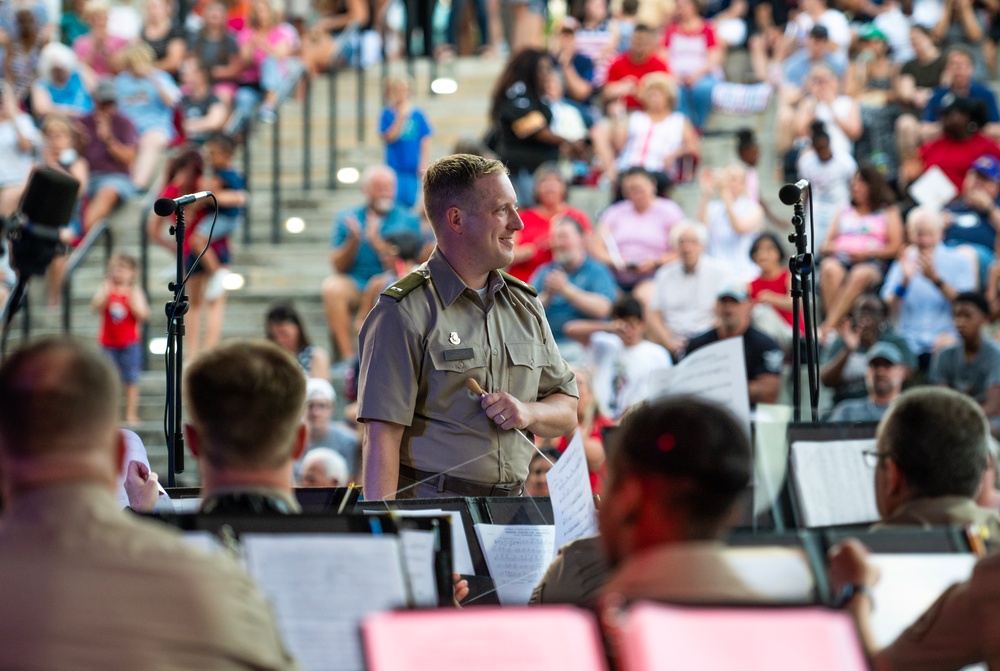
top-left (449, 332), bottom-right (461, 345)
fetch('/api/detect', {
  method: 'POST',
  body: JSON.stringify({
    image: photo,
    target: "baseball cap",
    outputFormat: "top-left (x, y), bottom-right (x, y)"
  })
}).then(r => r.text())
top-left (866, 342), bottom-right (904, 366)
top-left (717, 284), bottom-right (748, 302)
top-left (95, 78), bottom-right (117, 103)
top-left (306, 377), bottom-right (337, 403)
top-left (972, 155), bottom-right (1000, 182)
top-left (859, 24), bottom-right (887, 42)
top-left (809, 25), bottom-right (829, 40)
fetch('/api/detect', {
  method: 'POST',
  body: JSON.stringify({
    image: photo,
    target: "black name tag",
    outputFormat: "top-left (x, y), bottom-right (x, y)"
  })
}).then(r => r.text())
top-left (443, 347), bottom-right (474, 361)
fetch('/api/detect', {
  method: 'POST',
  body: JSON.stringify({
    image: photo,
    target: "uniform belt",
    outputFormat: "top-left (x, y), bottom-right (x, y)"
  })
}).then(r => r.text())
top-left (398, 464), bottom-right (524, 497)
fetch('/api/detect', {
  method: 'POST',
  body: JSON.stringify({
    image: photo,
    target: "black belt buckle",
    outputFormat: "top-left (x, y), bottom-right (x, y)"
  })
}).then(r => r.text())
top-left (489, 481), bottom-right (522, 496)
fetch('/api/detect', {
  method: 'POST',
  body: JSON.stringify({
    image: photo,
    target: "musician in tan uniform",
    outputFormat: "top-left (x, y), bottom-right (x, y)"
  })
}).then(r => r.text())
top-left (358, 154), bottom-right (578, 500)
top-left (0, 337), bottom-right (298, 670)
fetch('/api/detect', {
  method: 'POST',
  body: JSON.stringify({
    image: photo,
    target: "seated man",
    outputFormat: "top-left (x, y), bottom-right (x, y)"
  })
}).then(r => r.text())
top-left (929, 292), bottom-right (1000, 434)
top-left (827, 342), bottom-right (906, 422)
top-left (685, 285), bottom-right (783, 406)
top-left (127, 339), bottom-right (309, 515)
top-left (531, 216), bottom-right (618, 356)
top-left (297, 448), bottom-right (349, 487)
top-left (320, 165), bottom-right (421, 361)
top-left (564, 295), bottom-right (673, 419)
top-left (647, 220), bottom-right (730, 358)
top-left (302, 377), bottom-right (359, 478)
top-left (941, 155), bottom-right (1000, 285)
top-left (0, 337), bottom-right (296, 669)
top-left (75, 78), bottom-right (137, 234)
top-left (870, 386), bottom-right (1000, 534)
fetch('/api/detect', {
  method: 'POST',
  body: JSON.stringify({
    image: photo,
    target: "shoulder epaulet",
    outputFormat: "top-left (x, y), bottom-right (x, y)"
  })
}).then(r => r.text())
top-left (500, 270), bottom-right (539, 297)
top-left (380, 271), bottom-right (429, 301)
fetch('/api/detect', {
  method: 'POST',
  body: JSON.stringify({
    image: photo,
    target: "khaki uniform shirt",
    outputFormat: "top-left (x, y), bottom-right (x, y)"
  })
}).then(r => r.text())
top-left (530, 535), bottom-right (610, 606)
top-left (358, 248), bottom-right (577, 491)
top-left (0, 482), bottom-right (299, 671)
top-left (876, 552), bottom-right (1000, 671)
top-left (873, 496), bottom-right (1000, 539)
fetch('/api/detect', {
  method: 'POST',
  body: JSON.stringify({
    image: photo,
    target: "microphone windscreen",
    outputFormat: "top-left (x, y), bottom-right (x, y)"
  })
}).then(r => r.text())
top-left (153, 197), bottom-right (177, 217)
top-left (18, 167), bottom-right (81, 229)
top-left (778, 184), bottom-right (802, 206)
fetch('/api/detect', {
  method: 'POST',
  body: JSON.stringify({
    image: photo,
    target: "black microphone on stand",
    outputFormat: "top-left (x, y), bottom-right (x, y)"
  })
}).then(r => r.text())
top-left (779, 179), bottom-right (810, 205)
top-left (153, 191), bottom-right (213, 217)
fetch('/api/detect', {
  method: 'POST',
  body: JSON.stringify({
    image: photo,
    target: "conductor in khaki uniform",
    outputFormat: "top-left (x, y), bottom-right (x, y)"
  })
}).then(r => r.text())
top-left (358, 154), bottom-right (578, 500)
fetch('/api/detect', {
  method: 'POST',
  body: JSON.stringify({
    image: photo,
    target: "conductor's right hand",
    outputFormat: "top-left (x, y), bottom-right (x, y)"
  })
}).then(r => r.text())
top-left (124, 460), bottom-right (160, 513)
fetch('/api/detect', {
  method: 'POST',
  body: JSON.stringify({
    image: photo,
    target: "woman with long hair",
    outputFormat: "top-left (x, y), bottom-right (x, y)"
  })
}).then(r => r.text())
top-left (266, 302), bottom-right (331, 380)
top-left (818, 163), bottom-right (904, 339)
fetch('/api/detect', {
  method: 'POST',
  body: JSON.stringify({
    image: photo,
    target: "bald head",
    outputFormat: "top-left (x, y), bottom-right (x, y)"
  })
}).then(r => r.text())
top-left (0, 337), bottom-right (120, 458)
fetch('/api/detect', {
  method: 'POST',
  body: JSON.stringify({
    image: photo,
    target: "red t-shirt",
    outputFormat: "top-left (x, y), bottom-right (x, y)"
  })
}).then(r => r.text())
top-left (604, 54), bottom-right (671, 111)
top-left (100, 289), bottom-right (139, 348)
top-left (750, 270), bottom-right (803, 331)
top-left (662, 22), bottom-right (718, 79)
top-left (507, 206), bottom-right (593, 282)
top-left (919, 133), bottom-right (1000, 190)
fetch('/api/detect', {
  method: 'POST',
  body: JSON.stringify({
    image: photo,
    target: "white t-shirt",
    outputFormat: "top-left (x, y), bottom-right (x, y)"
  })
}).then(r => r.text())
top-left (617, 111), bottom-right (687, 174)
top-left (796, 149), bottom-right (857, 249)
top-left (705, 196), bottom-right (763, 282)
top-left (588, 332), bottom-right (673, 418)
top-left (789, 9), bottom-right (852, 59)
top-left (812, 95), bottom-right (857, 160)
top-left (0, 114), bottom-right (41, 188)
top-left (651, 256), bottom-right (732, 341)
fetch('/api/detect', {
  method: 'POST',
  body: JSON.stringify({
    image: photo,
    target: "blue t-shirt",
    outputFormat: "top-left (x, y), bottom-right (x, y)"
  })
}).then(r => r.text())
top-left (923, 84), bottom-right (1000, 123)
top-left (943, 201), bottom-right (997, 251)
top-left (783, 51), bottom-right (847, 89)
top-left (115, 70), bottom-right (180, 139)
top-left (330, 204), bottom-right (422, 287)
top-left (214, 167), bottom-right (246, 218)
top-left (530, 256), bottom-right (619, 340)
top-left (880, 245), bottom-right (976, 355)
top-left (379, 107), bottom-right (432, 174)
top-left (42, 70), bottom-right (93, 115)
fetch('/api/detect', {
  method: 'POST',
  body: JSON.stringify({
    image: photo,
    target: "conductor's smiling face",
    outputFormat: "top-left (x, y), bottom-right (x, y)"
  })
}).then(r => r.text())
top-left (461, 172), bottom-right (524, 274)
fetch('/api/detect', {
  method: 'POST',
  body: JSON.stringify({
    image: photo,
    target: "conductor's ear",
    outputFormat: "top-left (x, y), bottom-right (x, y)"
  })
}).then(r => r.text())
top-left (444, 206), bottom-right (463, 234)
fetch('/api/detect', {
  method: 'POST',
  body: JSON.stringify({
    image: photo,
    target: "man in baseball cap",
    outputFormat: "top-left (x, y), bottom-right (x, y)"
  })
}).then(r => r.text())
top-left (828, 341), bottom-right (906, 422)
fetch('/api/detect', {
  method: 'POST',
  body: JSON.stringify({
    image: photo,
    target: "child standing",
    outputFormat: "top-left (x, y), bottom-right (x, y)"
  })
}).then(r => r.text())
top-left (379, 76), bottom-right (432, 209)
top-left (199, 132), bottom-right (247, 302)
top-left (92, 253), bottom-right (149, 425)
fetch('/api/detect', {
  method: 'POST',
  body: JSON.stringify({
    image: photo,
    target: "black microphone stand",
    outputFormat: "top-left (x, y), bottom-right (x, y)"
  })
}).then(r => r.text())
top-left (788, 197), bottom-right (820, 422)
top-left (164, 205), bottom-right (188, 486)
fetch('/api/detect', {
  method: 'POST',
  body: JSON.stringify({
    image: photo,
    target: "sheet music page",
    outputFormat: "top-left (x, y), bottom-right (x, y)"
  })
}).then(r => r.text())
top-left (363, 607), bottom-right (609, 671)
top-left (181, 531), bottom-right (223, 555)
top-left (648, 337), bottom-right (751, 435)
top-left (474, 524), bottom-right (556, 606)
top-left (868, 553), bottom-right (980, 670)
top-left (242, 534), bottom-right (408, 671)
top-left (400, 529), bottom-right (438, 607)
top-left (721, 547), bottom-right (815, 603)
top-left (376, 509), bottom-right (475, 575)
top-left (789, 439), bottom-right (879, 527)
top-left (546, 431), bottom-right (598, 552)
top-left (620, 603), bottom-right (868, 671)
top-left (753, 403), bottom-right (793, 517)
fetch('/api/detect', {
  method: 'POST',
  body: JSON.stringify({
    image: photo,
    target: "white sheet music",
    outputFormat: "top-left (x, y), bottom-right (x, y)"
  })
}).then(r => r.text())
top-left (789, 439), bottom-right (880, 528)
top-left (908, 165), bottom-right (958, 209)
top-left (242, 534), bottom-right (409, 671)
top-left (400, 530), bottom-right (438, 608)
top-left (474, 524), bottom-right (556, 606)
top-left (722, 547), bottom-right (816, 603)
top-left (546, 431), bottom-right (598, 552)
top-left (648, 337), bottom-right (751, 435)
top-left (376, 509), bottom-right (475, 575)
top-left (868, 553), bottom-right (980, 671)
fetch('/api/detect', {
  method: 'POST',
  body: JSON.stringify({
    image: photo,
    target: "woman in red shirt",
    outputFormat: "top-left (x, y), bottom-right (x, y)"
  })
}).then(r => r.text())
top-left (508, 163), bottom-right (592, 282)
top-left (749, 231), bottom-right (802, 352)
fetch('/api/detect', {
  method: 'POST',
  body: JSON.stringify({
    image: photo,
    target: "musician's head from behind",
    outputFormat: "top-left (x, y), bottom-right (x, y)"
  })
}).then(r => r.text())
top-left (184, 340), bottom-right (307, 487)
top-left (598, 396), bottom-right (751, 567)
top-left (0, 337), bottom-right (125, 503)
top-left (873, 386), bottom-right (989, 518)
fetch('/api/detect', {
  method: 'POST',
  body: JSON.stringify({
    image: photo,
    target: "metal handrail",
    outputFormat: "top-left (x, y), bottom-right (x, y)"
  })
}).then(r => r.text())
top-left (61, 220), bottom-right (113, 333)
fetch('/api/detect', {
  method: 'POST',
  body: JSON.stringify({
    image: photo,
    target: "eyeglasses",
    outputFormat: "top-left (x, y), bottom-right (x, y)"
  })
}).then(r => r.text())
top-left (862, 450), bottom-right (891, 468)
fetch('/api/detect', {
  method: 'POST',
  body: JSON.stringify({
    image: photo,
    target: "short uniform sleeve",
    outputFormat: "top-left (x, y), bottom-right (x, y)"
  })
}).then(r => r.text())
top-left (356, 298), bottom-right (423, 426)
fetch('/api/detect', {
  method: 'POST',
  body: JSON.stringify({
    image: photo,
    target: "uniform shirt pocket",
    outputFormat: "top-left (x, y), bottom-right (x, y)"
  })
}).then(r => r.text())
top-left (505, 342), bottom-right (550, 401)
